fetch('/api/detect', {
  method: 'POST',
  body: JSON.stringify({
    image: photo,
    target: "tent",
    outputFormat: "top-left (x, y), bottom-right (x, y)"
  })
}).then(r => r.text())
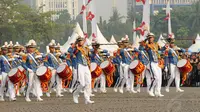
top-left (157, 34), bottom-right (167, 47)
top-left (109, 35), bottom-right (118, 50)
top-left (61, 23), bottom-right (84, 52)
top-left (110, 35), bottom-right (117, 44)
top-left (188, 34), bottom-right (200, 52)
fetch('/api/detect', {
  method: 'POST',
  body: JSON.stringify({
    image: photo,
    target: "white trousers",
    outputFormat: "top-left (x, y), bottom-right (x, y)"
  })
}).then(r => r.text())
top-left (74, 64), bottom-right (91, 101)
top-left (136, 66), bottom-right (151, 92)
top-left (120, 64), bottom-right (135, 91)
top-left (149, 62), bottom-right (162, 94)
top-left (94, 73), bottom-right (106, 92)
top-left (166, 64), bottom-right (181, 89)
top-left (48, 69), bottom-right (62, 95)
top-left (0, 72), bottom-right (16, 100)
top-left (70, 68), bottom-right (78, 90)
top-left (26, 71), bottom-right (42, 99)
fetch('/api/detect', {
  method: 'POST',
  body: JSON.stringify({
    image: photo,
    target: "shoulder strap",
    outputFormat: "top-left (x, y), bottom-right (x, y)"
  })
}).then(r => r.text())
top-left (1, 55), bottom-right (12, 68)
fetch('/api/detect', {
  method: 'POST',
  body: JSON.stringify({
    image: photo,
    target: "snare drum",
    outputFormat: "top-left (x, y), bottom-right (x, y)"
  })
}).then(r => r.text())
top-left (129, 60), bottom-right (145, 74)
top-left (177, 59), bottom-right (193, 73)
top-left (8, 68), bottom-right (23, 84)
top-left (57, 64), bottom-right (72, 79)
top-left (91, 63), bottom-right (102, 79)
top-left (100, 61), bottom-right (115, 75)
top-left (36, 66), bottom-right (52, 82)
top-left (18, 66), bottom-right (26, 80)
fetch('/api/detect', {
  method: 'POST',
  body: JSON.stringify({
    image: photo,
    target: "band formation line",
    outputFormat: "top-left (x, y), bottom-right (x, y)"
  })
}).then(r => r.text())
top-left (0, 33), bottom-right (192, 104)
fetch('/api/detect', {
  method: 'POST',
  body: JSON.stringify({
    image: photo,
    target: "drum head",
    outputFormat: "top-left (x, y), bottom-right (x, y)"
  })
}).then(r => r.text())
top-left (36, 66), bottom-right (47, 76)
top-left (18, 66), bottom-right (24, 71)
top-left (129, 60), bottom-right (139, 69)
top-left (8, 68), bottom-right (18, 77)
top-left (100, 61), bottom-right (109, 69)
top-left (57, 64), bottom-right (66, 73)
top-left (91, 63), bottom-right (97, 72)
top-left (177, 59), bottom-right (187, 68)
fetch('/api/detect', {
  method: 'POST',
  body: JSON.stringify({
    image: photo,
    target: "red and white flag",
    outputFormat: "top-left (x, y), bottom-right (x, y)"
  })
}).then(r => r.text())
top-left (136, 0), bottom-right (146, 4)
top-left (86, 11), bottom-right (95, 21)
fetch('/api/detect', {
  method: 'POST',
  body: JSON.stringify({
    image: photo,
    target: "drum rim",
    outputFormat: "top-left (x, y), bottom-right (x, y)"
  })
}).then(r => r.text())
top-left (100, 60), bottom-right (109, 69)
top-left (91, 63), bottom-right (97, 72)
top-left (177, 59), bottom-right (187, 67)
top-left (129, 60), bottom-right (139, 69)
top-left (36, 66), bottom-right (47, 76)
top-left (57, 64), bottom-right (66, 73)
top-left (8, 68), bottom-right (19, 77)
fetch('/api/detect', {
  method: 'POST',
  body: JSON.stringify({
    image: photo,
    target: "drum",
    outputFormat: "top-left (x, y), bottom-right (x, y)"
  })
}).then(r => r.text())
top-left (8, 68), bottom-right (23, 84)
top-left (18, 66), bottom-right (26, 80)
top-left (36, 66), bottom-right (52, 82)
top-left (177, 59), bottom-right (193, 73)
top-left (91, 63), bottom-right (102, 79)
top-left (57, 64), bottom-right (72, 79)
top-left (100, 61), bottom-right (115, 75)
top-left (129, 60), bottom-right (145, 74)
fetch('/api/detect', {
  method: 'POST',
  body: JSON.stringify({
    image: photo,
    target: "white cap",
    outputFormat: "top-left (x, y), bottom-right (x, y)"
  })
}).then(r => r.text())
top-left (8, 41), bottom-right (13, 48)
top-left (48, 39), bottom-right (56, 47)
top-left (2, 42), bottom-right (8, 48)
top-left (27, 39), bottom-right (37, 47)
top-left (14, 42), bottom-right (21, 48)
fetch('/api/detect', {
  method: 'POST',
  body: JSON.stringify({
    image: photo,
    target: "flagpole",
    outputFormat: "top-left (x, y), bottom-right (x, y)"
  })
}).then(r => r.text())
top-left (83, 0), bottom-right (87, 34)
top-left (132, 0), bottom-right (136, 44)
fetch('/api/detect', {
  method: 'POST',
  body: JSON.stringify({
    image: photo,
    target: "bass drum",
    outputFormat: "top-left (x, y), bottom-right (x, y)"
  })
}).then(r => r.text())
top-left (36, 66), bottom-right (52, 82)
top-left (129, 60), bottom-right (145, 75)
top-left (8, 68), bottom-right (23, 84)
top-left (91, 63), bottom-right (102, 79)
top-left (57, 64), bottom-right (72, 80)
top-left (100, 61), bottom-right (115, 75)
top-left (177, 59), bottom-right (192, 73)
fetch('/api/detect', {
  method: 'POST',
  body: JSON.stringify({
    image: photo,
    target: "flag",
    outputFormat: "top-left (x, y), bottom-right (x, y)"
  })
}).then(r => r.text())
top-left (86, 11), bottom-right (95, 21)
top-left (84, 32), bottom-right (88, 38)
top-left (136, 0), bottom-right (146, 4)
top-left (92, 33), bottom-right (96, 38)
top-left (164, 13), bottom-right (170, 21)
top-left (80, 5), bottom-right (86, 14)
top-left (133, 22), bottom-right (146, 36)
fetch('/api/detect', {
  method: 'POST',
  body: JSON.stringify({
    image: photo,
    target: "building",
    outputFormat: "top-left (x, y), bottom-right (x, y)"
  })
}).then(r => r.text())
top-left (133, 0), bottom-right (199, 13)
top-left (22, 0), bottom-right (79, 20)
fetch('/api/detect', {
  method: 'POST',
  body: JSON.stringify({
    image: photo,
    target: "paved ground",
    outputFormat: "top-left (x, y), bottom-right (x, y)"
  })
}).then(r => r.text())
top-left (0, 87), bottom-right (200, 112)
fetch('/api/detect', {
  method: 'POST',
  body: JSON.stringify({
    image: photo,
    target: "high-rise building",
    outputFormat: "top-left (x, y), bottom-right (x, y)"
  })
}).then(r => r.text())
top-left (22, 0), bottom-right (79, 20)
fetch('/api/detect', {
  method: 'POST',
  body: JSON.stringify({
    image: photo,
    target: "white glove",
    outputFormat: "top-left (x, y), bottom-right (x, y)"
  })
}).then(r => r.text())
top-left (28, 68), bottom-right (33, 73)
top-left (48, 67), bottom-right (54, 70)
top-left (164, 67), bottom-right (168, 72)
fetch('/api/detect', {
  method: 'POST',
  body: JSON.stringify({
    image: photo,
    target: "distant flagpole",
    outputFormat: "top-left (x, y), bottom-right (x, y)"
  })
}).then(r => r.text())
top-left (132, 0), bottom-right (136, 44)
top-left (142, 0), bottom-right (150, 38)
top-left (166, 0), bottom-right (172, 38)
top-left (90, 0), bottom-right (97, 41)
top-left (83, 0), bottom-right (87, 34)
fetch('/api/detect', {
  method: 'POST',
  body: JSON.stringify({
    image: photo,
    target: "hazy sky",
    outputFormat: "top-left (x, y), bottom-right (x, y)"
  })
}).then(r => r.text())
top-left (78, 0), bottom-right (128, 22)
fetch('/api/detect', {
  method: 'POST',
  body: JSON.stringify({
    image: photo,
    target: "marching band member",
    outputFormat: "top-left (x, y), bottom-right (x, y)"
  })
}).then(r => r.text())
top-left (146, 33), bottom-right (164, 97)
top-left (164, 38), bottom-right (184, 92)
top-left (21, 39), bottom-right (43, 102)
top-left (68, 43), bottom-right (78, 93)
top-left (44, 40), bottom-right (63, 97)
top-left (136, 38), bottom-right (150, 93)
top-left (73, 37), bottom-right (94, 104)
top-left (119, 38), bottom-right (136, 94)
top-left (90, 42), bottom-right (108, 93)
top-left (113, 41), bottom-right (123, 92)
top-left (0, 42), bottom-right (16, 101)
